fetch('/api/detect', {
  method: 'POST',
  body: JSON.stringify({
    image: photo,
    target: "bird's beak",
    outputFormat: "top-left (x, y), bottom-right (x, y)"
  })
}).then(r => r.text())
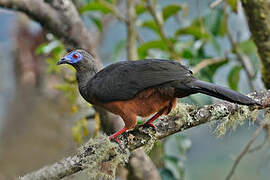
top-left (57, 58), bottom-right (67, 65)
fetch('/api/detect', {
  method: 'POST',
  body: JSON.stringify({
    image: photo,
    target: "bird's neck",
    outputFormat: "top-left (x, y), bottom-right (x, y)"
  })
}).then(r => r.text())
top-left (76, 69), bottom-right (96, 90)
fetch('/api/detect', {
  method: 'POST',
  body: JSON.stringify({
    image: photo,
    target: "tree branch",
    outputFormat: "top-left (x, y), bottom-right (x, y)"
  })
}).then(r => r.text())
top-left (100, 0), bottom-right (127, 23)
top-left (192, 57), bottom-right (227, 74)
top-left (20, 90), bottom-right (270, 180)
top-left (241, 0), bottom-right (270, 89)
top-left (210, 0), bottom-right (224, 8)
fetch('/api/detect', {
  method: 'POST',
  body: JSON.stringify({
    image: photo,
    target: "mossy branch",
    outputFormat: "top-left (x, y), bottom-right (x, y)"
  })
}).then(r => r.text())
top-left (241, 0), bottom-right (270, 89)
top-left (20, 90), bottom-right (270, 180)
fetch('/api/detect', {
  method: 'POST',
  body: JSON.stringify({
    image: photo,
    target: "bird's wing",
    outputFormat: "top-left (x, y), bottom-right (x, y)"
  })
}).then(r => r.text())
top-left (88, 59), bottom-right (195, 102)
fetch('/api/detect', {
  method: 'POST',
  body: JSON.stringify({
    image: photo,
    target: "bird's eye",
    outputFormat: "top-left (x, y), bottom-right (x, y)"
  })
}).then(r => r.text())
top-left (72, 53), bottom-right (79, 59)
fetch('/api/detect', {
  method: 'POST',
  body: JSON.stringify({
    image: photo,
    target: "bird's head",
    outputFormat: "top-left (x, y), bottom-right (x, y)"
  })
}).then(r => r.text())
top-left (57, 49), bottom-right (97, 72)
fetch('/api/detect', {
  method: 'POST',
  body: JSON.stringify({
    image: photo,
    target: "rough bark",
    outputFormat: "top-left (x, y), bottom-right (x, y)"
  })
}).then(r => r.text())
top-left (241, 0), bottom-right (270, 89)
top-left (20, 90), bottom-right (270, 180)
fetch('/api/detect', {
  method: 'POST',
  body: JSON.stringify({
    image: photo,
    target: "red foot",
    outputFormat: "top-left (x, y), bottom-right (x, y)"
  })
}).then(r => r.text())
top-left (139, 111), bottom-right (162, 129)
top-left (109, 127), bottom-right (127, 145)
top-left (109, 136), bottom-right (121, 144)
top-left (146, 122), bottom-right (157, 129)
top-left (138, 121), bottom-right (157, 129)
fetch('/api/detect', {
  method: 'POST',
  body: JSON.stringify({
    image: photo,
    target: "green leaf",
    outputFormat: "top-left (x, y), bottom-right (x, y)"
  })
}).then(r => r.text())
top-left (136, 4), bottom-right (147, 16)
top-left (162, 4), bottom-right (182, 21)
top-left (226, 0), bottom-right (238, 13)
top-left (46, 57), bottom-right (59, 74)
top-left (228, 65), bottom-right (242, 91)
top-left (203, 9), bottom-right (227, 37)
top-left (141, 20), bottom-right (160, 35)
top-left (164, 155), bottom-right (179, 166)
top-left (137, 40), bottom-right (168, 59)
top-left (72, 117), bottom-right (89, 144)
top-left (80, 2), bottom-right (113, 14)
top-left (174, 40), bottom-right (194, 58)
top-left (105, 0), bottom-right (117, 4)
top-left (207, 58), bottom-right (228, 77)
top-left (89, 15), bottom-right (103, 32)
top-left (238, 39), bottom-right (257, 54)
top-left (175, 19), bottom-right (210, 39)
top-left (36, 40), bottom-right (62, 55)
top-left (160, 168), bottom-right (177, 180)
top-left (52, 44), bottom-right (64, 54)
top-left (36, 43), bottom-right (48, 55)
top-left (195, 58), bottom-right (228, 83)
top-left (181, 49), bottom-right (194, 59)
top-left (210, 36), bottom-right (222, 55)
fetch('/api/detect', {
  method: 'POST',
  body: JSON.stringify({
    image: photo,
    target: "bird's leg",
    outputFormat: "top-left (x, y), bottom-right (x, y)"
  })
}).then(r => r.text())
top-left (109, 127), bottom-right (128, 144)
top-left (141, 110), bottom-right (164, 129)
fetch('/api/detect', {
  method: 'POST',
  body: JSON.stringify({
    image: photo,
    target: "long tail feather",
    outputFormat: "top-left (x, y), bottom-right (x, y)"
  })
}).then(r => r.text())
top-left (186, 80), bottom-right (259, 106)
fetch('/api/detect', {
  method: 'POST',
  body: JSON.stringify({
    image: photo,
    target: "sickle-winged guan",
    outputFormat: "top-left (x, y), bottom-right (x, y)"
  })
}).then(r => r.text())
top-left (57, 49), bottom-right (260, 143)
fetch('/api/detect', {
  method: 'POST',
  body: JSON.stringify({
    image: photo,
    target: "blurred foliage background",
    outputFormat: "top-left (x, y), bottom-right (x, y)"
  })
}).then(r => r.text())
top-left (0, 0), bottom-right (269, 179)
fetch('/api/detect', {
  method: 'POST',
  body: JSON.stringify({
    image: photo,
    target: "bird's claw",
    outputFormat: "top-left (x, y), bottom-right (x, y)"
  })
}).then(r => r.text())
top-left (145, 122), bottom-right (157, 129)
top-left (109, 136), bottom-right (123, 148)
top-left (138, 122), bottom-right (157, 131)
top-left (108, 127), bottom-right (127, 147)
top-left (111, 137), bottom-right (121, 144)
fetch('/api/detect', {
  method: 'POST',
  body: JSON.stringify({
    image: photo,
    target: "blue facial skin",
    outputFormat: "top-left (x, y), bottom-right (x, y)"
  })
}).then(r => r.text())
top-left (57, 51), bottom-right (83, 65)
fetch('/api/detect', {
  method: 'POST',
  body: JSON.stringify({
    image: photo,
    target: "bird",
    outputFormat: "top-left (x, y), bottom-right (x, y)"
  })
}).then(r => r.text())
top-left (57, 49), bottom-right (260, 144)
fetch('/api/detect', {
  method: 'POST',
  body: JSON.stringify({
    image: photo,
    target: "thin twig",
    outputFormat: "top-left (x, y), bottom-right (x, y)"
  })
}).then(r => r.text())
top-left (248, 134), bottom-right (267, 153)
top-left (192, 57), bottom-right (227, 74)
top-left (210, 0), bottom-right (224, 8)
top-left (100, 0), bottom-right (127, 23)
top-left (225, 123), bottom-right (266, 180)
top-left (146, 0), bottom-right (179, 59)
top-left (126, 0), bottom-right (138, 60)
